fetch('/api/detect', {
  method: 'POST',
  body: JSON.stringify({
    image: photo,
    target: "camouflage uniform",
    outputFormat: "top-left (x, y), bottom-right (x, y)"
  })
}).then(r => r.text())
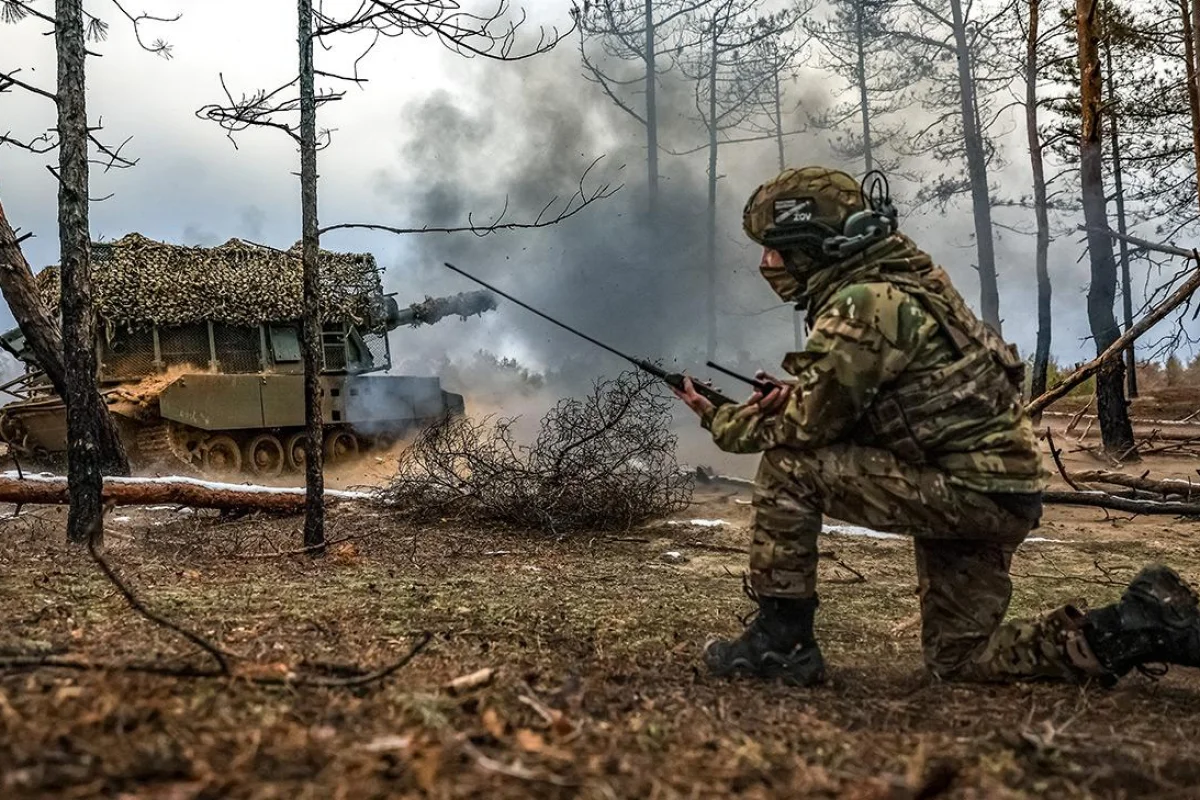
top-left (708, 167), bottom-right (1107, 683)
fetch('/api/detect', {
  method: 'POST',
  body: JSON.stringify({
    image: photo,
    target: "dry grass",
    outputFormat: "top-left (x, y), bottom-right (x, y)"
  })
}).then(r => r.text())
top-left (3, 474), bottom-right (1200, 798)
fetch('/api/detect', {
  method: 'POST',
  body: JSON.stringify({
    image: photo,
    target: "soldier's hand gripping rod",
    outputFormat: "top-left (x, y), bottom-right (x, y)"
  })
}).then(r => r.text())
top-left (442, 262), bottom-right (767, 407)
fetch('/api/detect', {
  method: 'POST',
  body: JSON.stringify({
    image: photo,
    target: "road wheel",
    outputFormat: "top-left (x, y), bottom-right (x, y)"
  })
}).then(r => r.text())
top-left (202, 434), bottom-right (242, 479)
top-left (285, 432), bottom-right (307, 473)
top-left (244, 433), bottom-right (285, 478)
top-left (324, 429), bottom-right (359, 465)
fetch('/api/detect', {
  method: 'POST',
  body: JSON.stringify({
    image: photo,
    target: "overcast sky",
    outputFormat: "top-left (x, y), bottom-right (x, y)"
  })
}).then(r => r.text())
top-left (0, 0), bottom-right (1188, 393)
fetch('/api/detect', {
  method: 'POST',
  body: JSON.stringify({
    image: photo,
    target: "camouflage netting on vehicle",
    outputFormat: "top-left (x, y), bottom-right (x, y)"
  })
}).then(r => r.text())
top-left (35, 233), bottom-right (388, 333)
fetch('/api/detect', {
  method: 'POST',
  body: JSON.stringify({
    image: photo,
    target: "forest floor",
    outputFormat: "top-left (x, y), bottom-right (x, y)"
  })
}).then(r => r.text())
top-left (4, 411), bottom-right (1200, 798)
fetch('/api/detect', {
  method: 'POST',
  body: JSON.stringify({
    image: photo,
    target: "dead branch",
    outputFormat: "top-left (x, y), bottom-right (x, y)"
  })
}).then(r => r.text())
top-left (457, 735), bottom-right (576, 787)
top-left (5, 515), bottom-right (434, 685)
top-left (1045, 428), bottom-right (1082, 490)
top-left (320, 156), bottom-right (619, 238)
top-left (0, 633), bottom-right (431, 687)
top-left (234, 532), bottom-right (370, 558)
top-left (86, 518), bottom-right (230, 674)
top-left (1076, 225), bottom-right (1195, 259)
top-left (1066, 396), bottom-right (1094, 433)
top-left (1042, 490), bottom-right (1200, 515)
top-left (1027, 264), bottom-right (1200, 415)
top-left (196, 74), bottom-right (342, 147)
top-left (1042, 412), bottom-right (1200, 442)
top-left (379, 370), bottom-right (693, 532)
top-left (1070, 469), bottom-right (1200, 499)
top-left (830, 558), bottom-right (866, 584)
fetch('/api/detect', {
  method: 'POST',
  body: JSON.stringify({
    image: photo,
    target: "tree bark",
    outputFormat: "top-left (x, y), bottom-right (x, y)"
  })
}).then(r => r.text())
top-left (298, 0), bottom-right (325, 553)
top-left (1042, 490), bottom-right (1200, 515)
top-left (0, 196), bottom-right (129, 476)
top-left (1104, 40), bottom-right (1136, 398)
top-left (645, 0), bottom-right (659, 216)
top-left (1193, 0), bottom-right (1200, 214)
top-left (1075, 0), bottom-right (1135, 455)
top-left (705, 16), bottom-right (719, 362)
top-left (1026, 0), bottom-right (1052, 406)
top-left (1072, 469), bottom-right (1200, 497)
top-left (56, 0), bottom-right (131, 547)
top-left (0, 197), bottom-right (67, 393)
top-left (770, 55), bottom-right (804, 351)
top-left (948, 0), bottom-right (1001, 332)
top-left (1181, 0), bottom-right (1200, 217)
top-left (0, 473), bottom-right (364, 511)
top-left (773, 59), bottom-right (786, 172)
top-left (856, 2), bottom-right (874, 173)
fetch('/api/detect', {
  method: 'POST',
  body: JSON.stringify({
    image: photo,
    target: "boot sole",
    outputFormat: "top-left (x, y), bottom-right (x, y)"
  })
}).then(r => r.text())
top-left (706, 651), bottom-right (827, 687)
top-left (1130, 566), bottom-right (1200, 626)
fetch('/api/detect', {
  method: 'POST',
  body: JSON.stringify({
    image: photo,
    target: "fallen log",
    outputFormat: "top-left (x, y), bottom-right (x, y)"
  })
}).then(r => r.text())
top-left (0, 472), bottom-right (374, 512)
top-left (1070, 469), bottom-right (1200, 499)
top-left (1043, 489), bottom-right (1200, 516)
top-left (1027, 263), bottom-right (1200, 416)
top-left (1041, 412), bottom-right (1200, 442)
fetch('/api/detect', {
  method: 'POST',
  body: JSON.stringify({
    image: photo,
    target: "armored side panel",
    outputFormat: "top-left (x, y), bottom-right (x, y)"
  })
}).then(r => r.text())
top-left (158, 374), bottom-right (269, 430)
top-left (341, 375), bottom-right (455, 436)
top-left (158, 373), bottom-right (459, 432)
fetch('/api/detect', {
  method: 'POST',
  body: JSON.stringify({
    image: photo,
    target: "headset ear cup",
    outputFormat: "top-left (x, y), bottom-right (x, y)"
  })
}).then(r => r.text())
top-left (842, 210), bottom-right (875, 240)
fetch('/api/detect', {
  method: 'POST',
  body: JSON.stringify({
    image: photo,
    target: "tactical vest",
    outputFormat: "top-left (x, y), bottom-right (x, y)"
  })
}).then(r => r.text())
top-left (838, 268), bottom-right (1044, 493)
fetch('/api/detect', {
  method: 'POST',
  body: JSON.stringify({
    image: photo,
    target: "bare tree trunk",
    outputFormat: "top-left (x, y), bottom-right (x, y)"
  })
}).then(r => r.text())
top-left (1076, 0), bottom-right (1135, 456)
top-left (773, 62), bottom-right (786, 172)
top-left (705, 17), bottom-right (719, 361)
top-left (57, 0), bottom-right (131, 546)
top-left (298, 0), bottom-right (325, 553)
top-left (0, 197), bottom-right (67, 393)
top-left (0, 195), bottom-right (128, 477)
top-left (856, 2), bottom-right (873, 173)
top-left (948, 0), bottom-right (1001, 332)
top-left (1025, 0), bottom-right (1052, 405)
top-left (1194, 0), bottom-right (1200, 212)
top-left (645, 0), bottom-right (659, 216)
top-left (1104, 40), bottom-right (1136, 398)
top-left (767, 53), bottom-right (805, 351)
top-left (1182, 0), bottom-right (1200, 216)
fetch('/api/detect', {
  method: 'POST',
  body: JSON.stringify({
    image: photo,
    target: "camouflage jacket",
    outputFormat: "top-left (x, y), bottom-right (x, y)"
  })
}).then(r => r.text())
top-left (704, 234), bottom-right (1047, 494)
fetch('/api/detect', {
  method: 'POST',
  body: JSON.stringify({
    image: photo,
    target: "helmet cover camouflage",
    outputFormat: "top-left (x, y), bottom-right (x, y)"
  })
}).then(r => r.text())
top-left (742, 166), bottom-right (865, 246)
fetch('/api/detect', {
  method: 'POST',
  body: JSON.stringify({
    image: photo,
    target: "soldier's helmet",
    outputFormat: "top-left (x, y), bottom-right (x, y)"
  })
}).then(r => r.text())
top-left (742, 166), bottom-right (865, 250)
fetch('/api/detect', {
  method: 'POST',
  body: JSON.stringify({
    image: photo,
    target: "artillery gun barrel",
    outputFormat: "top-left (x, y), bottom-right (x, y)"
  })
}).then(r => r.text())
top-left (388, 290), bottom-right (498, 329)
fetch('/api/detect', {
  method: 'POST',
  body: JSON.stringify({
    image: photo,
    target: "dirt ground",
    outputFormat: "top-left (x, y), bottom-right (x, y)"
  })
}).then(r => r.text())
top-left (5, 424), bottom-right (1200, 799)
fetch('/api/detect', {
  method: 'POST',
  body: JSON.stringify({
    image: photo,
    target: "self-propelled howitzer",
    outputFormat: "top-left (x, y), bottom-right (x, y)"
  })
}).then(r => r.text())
top-left (0, 234), bottom-right (496, 477)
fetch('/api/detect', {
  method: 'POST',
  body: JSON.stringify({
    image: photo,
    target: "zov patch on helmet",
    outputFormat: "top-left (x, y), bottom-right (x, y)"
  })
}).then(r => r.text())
top-left (773, 197), bottom-right (816, 224)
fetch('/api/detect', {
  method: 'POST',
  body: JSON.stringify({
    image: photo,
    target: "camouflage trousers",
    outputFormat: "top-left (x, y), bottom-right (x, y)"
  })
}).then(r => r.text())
top-left (750, 443), bottom-right (1106, 683)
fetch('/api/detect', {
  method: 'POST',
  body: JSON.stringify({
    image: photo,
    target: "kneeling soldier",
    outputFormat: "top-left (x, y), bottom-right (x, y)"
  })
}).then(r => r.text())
top-left (673, 166), bottom-right (1200, 686)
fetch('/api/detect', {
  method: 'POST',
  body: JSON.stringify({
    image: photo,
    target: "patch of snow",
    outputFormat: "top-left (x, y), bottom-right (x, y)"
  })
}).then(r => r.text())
top-left (667, 519), bottom-right (728, 528)
top-left (823, 523), bottom-right (903, 540)
top-left (110, 516), bottom-right (131, 523)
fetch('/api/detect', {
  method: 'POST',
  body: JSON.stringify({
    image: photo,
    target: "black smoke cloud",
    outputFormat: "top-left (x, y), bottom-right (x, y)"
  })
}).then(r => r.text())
top-left (372, 45), bottom-right (811, 405)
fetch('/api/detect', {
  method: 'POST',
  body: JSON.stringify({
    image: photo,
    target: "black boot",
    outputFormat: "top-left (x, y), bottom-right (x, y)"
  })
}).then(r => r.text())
top-left (704, 589), bottom-right (825, 686)
top-left (1082, 565), bottom-right (1200, 677)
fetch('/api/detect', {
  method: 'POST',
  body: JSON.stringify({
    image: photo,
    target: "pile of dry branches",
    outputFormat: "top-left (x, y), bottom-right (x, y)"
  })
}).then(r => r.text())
top-left (378, 371), bottom-right (692, 532)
